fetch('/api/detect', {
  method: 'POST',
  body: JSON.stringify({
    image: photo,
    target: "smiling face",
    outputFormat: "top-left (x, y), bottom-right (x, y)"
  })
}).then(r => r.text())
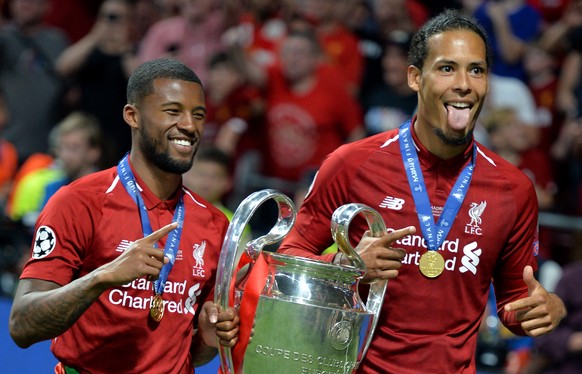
top-left (408, 29), bottom-right (488, 158)
top-left (125, 78), bottom-right (206, 175)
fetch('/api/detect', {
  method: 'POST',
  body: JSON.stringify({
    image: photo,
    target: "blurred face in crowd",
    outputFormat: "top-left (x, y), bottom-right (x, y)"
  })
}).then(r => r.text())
top-left (10, 0), bottom-right (49, 29)
top-left (207, 62), bottom-right (243, 102)
top-left (371, 0), bottom-right (407, 23)
top-left (408, 29), bottom-right (488, 150)
top-left (97, 0), bottom-right (133, 43)
top-left (180, 0), bottom-right (216, 23)
top-left (488, 111), bottom-right (531, 154)
top-left (279, 34), bottom-right (320, 83)
top-left (523, 45), bottom-right (555, 78)
top-left (183, 158), bottom-right (231, 204)
top-left (382, 43), bottom-right (411, 91)
top-left (56, 130), bottom-right (101, 179)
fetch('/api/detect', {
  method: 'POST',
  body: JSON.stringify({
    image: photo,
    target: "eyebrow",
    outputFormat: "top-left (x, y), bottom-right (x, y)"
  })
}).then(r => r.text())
top-left (161, 102), bottom-right (207, 113)
top-left (436, 59), bottom-right (488, 70)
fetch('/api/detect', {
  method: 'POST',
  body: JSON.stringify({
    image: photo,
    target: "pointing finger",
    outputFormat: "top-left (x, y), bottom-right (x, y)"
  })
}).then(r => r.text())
top-left (378, 226), bottom-right (416, 244)
top-left (141, 222), bottom-right (179, 245)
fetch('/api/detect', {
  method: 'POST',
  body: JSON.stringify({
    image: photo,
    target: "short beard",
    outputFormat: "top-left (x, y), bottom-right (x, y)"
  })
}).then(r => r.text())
top-left (139, 127), bottom-right (195, 174)
top-left (434, 128), bottom-right (473, 146)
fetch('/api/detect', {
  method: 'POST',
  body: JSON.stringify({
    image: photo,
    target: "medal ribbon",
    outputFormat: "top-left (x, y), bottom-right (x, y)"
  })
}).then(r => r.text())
top-left (399, 121), bottom-right (476, 251)
top-left (117, 154), bottom-right (185, 296)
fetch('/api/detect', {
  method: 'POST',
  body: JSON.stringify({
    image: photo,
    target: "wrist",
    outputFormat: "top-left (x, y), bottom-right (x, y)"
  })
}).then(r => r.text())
top-left (550, 292), bottom-right (568, 319)
top-left (191, 333), bottom-right (219, 365)
top-left (89, 267), bottom-right (117, 293)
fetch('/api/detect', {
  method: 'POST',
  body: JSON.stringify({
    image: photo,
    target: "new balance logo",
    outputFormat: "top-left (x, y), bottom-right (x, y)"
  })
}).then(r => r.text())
top-left (379, 196), bottom-right (405, 210)
top-left (116, 240), bottom-right (132, 252)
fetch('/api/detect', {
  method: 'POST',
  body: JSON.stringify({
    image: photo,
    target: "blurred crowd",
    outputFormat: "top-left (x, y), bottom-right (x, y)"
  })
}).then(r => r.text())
top-left (0, 0), bottom-right (582, 372)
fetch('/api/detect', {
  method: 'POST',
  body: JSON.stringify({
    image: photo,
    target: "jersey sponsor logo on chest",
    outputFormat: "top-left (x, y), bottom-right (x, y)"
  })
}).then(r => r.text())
top-left (399, 237), bottom-right (484, 276)
top-left (108, 280), bottom-right (202, 317)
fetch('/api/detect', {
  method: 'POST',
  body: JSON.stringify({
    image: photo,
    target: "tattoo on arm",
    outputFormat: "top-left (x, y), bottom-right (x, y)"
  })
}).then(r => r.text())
top-left (10, 273), bottom-right (107, 347)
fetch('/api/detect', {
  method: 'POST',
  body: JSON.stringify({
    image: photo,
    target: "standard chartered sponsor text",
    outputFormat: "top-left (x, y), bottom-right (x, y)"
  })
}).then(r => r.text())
top-left (108, 278), bottom-right (188, 313)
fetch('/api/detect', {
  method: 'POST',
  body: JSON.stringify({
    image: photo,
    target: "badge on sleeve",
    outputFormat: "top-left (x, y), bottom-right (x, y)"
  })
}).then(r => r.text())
top-left (32, 226), bottom-right (57, 259)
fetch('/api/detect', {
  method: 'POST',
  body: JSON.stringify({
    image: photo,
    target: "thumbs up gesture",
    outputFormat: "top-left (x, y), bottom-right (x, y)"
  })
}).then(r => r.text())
top-left (504, 265), bottom-right (568, 337)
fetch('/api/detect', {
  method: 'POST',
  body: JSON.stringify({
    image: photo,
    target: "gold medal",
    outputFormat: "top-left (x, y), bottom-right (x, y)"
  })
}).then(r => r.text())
top-left (150, 294), bottom-right (164, 322)
top-left (419, 251), bottom-right (445, 278)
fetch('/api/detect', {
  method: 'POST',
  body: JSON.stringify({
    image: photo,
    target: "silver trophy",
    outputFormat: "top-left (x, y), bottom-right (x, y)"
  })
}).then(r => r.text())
top-left (215, 189), bottom-right (388, 373)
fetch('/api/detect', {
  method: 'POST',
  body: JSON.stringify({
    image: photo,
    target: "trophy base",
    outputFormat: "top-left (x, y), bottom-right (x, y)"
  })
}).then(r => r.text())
top-left (242, 296), bottom-right (373, 374)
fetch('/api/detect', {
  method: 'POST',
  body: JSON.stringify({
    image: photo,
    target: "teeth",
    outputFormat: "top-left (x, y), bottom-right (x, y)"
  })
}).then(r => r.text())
top-left (448, 102), bottom-right (470, 109)
top-left (172, 139), bottom-right (192, 146)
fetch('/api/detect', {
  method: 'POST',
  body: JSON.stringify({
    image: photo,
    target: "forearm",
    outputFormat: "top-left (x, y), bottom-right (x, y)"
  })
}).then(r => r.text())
top-left (55, 33), bottom-right (99, 77)
top-left (227, 45), bottom-right (266, 88)
top-left (556, 52), bottom-right (582, 119)
top-left (538, 21), bottom-right (572, 54)
top-left (9, 271), bottom-right (109, 348)
top-left (490, 15), bottom-right (524, 64)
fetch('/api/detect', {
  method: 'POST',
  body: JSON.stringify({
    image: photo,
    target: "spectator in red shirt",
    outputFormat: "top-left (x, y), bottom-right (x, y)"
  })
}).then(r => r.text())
top-left (230, 28), bottom-right (365, 192)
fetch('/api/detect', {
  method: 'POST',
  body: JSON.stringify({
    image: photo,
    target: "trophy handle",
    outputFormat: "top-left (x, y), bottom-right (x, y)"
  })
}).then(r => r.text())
top-left (330, 203), bottom-right (388, 368)
top-left (214, 189), bottom-right (296, 374)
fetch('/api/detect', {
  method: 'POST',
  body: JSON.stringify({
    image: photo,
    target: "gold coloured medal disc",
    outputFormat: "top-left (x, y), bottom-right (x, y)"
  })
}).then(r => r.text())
top-left (419, 251), bottom-right (445, 278)
top-left (150, 294), bottom-right (164, 322)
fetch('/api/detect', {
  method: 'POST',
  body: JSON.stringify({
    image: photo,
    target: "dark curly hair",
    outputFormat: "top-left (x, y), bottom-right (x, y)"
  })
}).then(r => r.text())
top-left (127, 58), bottom-right (203, 105)
top-left (408, 9), bottom-right (493, 71)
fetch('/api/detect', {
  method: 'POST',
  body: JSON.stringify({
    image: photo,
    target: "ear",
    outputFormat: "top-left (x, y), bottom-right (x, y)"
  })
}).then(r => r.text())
top-left (123, 104), bottom-right (139, 130)
top-left (407, 65), bottom-right (421, 92)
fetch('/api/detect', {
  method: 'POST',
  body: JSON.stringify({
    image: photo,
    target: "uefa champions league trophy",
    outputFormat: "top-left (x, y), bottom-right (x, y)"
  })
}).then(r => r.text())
top-left (215, 189), bottom-right (389, 374)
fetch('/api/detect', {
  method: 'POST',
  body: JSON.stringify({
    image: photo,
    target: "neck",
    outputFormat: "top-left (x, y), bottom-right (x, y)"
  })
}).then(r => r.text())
top-left (412, 119), bottom-right (470, 160)
top-left (129, 153), bottom-right (182, 200)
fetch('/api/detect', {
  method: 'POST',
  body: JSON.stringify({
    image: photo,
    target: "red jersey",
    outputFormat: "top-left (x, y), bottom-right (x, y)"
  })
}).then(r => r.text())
top-left (20, 164), bottom-right (230, 373)
top-left (263, 65), bottom-right (363, 182)
top-left (0, 139), bottom-right (17, 188)
top-left (318, 24), bottom-right (363, 89)
top-left (278, 126), bottom-right (538, 373)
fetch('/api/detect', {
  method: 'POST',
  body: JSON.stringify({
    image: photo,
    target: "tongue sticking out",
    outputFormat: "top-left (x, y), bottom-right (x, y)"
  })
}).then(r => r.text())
top-left (446, 106), bottom-right (471, 131)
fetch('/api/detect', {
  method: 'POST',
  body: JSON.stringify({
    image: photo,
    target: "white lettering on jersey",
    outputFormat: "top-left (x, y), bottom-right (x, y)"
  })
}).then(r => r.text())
top-left (109, 280), bottom-right (194, 316)
top-left (459, 242), bottom-right (482, 275)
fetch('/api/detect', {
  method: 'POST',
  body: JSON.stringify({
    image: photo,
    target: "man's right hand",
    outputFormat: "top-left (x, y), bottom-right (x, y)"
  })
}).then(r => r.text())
top-left (336, 226), bottom-right (415, 283)
top-left (96, 222), bottom-right (178, 287)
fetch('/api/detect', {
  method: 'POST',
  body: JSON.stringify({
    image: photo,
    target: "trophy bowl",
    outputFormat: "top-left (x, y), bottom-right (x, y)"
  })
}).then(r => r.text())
top-left (215, 189), bottom-right (388, 374)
